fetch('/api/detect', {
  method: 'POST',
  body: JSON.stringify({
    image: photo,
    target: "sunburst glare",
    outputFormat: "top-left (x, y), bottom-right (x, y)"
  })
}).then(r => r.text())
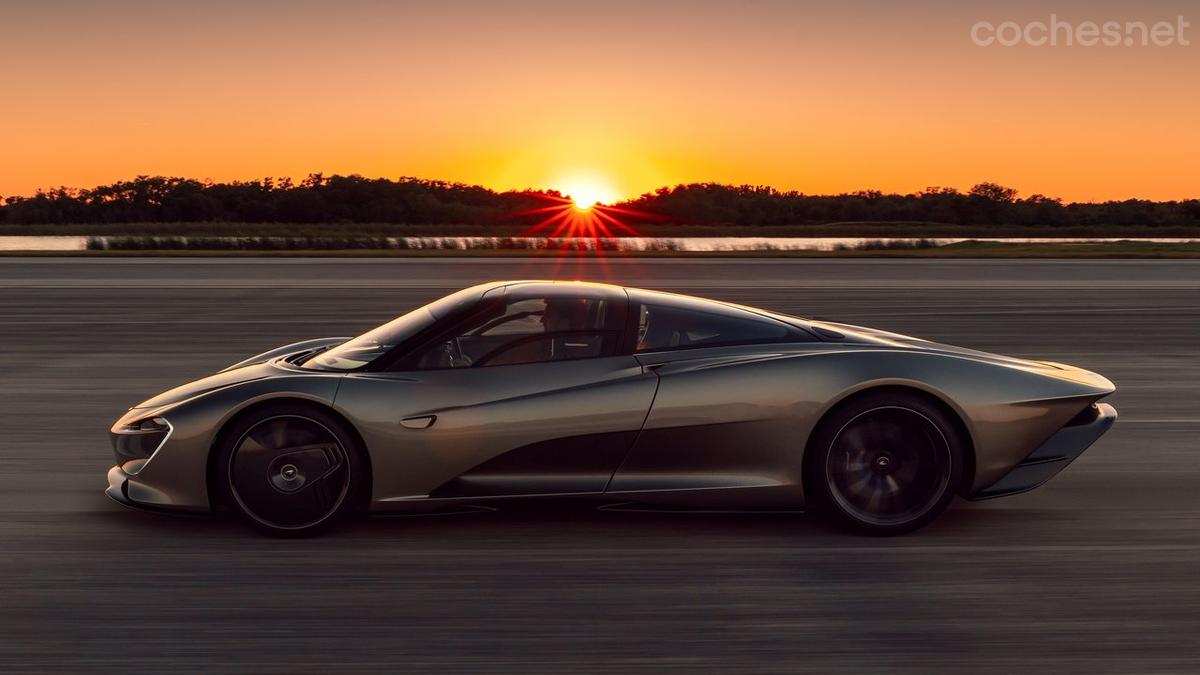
top-left (555, 176), bottom-right (620, 212)
top-left (504, 174), bottom-right (663, 263)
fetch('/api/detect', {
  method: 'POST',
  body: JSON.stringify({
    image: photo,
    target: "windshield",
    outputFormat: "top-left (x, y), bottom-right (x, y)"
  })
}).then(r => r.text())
top-left (300, 285), bottom-right (492, 371)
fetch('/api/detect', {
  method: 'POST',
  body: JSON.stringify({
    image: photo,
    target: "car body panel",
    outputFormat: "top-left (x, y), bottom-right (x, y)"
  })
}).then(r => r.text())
top-left (970, 402), bottom-right (1117, 499)
top-left (334, 355), bottom-right (658, 507)
top-left (610, 342), bottom-right (1111, 500)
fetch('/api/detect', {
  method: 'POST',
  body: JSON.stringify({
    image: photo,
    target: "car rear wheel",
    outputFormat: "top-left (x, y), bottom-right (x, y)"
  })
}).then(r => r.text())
top-left (217, 404), bottom-right (366, 536)
top-left (807, 393), bottom-right (963, 535)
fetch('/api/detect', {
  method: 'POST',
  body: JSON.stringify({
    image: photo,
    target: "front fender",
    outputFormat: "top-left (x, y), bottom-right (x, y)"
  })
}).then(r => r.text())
top-left (117, 371), bottom-right (345, 511)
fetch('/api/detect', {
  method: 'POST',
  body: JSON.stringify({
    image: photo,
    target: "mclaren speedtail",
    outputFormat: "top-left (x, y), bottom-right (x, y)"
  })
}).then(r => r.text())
top-left (107, 281), bottom-right (1116, 535)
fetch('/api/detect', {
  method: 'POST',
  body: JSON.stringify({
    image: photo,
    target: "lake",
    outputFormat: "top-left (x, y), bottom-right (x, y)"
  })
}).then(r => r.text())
top-left (0, 235), bottom-right (1196, 252)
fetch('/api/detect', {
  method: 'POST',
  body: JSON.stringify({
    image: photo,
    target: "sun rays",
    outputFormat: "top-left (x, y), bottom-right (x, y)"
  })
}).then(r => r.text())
top-left (554, 176), bottom-right (621, 212)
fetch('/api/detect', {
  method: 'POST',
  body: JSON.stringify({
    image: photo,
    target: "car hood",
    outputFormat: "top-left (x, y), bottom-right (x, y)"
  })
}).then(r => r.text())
top-left (130, 363), bottom-right (278, 410)
top-left (219, 336), bottom-right (350, 373)
top-left (130, 337), bottom-right (353, 410)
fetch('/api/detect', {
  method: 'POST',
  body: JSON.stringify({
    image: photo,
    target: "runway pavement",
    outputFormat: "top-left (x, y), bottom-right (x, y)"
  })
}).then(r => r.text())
top-left (0, 257), bottom-right (1197, 673)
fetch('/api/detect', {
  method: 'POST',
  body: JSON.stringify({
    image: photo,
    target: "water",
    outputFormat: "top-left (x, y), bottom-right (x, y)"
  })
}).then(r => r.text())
top-left (0, 236), bottom-right (91, 251)
top-left (0, 235), bottom-right (1194, 252)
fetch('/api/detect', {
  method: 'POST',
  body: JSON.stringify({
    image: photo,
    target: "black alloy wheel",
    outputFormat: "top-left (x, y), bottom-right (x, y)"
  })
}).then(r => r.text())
top-left (809, 393), bottom-right (963, 535)
top-left (218, 404), bottom-right (366, 535)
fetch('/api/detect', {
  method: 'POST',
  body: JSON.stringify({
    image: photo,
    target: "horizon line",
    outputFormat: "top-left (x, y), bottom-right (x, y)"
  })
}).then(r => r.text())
top-left (4, 173), bottom-right (1199, 206)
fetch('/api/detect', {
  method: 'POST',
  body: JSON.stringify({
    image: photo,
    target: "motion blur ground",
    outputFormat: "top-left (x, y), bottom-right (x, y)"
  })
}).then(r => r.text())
top-left (0, 258), bottom-right (1198, 672)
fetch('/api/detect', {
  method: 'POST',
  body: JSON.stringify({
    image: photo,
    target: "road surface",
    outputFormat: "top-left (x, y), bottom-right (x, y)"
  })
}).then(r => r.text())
top-left (0, 258), bottom-right (1197, 673)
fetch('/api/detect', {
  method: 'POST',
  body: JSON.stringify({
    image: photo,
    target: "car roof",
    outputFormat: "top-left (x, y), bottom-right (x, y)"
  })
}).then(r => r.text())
top-left (490, 280), bottom-right (627, 302)
top-left (494, 279), bottom-right (622, 292)
top-left (483, 280), bottom-right (813, 329)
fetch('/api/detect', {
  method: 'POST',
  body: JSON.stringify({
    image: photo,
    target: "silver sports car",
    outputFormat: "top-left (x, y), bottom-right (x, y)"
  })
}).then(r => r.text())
top-left (107, 281), bottom-right (1117, 536)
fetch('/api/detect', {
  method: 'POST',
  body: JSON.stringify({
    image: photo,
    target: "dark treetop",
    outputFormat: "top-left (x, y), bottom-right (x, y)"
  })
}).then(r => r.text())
top-left (3, 175), bottom-right (1198, 228)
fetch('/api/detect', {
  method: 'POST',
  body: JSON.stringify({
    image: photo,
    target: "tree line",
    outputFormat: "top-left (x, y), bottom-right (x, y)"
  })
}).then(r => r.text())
top-left (2, 174), bottom-right (1197, 227)
top-left (621, 183), bottom-right (1200, 227)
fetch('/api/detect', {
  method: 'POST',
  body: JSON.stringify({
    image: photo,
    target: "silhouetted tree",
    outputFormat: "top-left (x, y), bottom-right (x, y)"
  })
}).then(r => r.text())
top-left (969, 182), bottom-right (1019, 202)
top-left (1, 175), bottom-right (1196, 229)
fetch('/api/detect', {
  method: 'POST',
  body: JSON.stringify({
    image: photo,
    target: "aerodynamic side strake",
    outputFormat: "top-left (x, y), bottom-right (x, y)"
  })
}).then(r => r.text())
top-left (106, 280), bottom-right (1116, 535)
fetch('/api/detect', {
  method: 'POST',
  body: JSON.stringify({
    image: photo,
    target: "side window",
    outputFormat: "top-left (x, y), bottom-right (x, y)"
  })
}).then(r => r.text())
top-left (412, 297), bottom-right (617, 368)
top-left (636, 303), bottom-right (793, 352)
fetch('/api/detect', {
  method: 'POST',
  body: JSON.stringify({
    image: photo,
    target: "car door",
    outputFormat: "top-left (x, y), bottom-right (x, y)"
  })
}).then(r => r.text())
top-left (335, 285), bottom-right (658, 504)
top-left (606, 293), bottom-right (818, 498)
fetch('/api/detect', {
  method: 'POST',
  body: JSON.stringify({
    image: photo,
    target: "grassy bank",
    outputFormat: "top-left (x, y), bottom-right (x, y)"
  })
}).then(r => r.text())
top-left (6, 240), bottom-right (1199, 258)
top-left (3, 221), bottom-right (1200, 239)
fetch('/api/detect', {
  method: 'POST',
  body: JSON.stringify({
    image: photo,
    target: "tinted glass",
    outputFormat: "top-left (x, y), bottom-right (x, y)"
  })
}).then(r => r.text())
top-left (413, 296), bottom-right (615, 368)
top-left (636, 303), bottom-right (793, 352)
top-left (301, 285), bottom-right (489, 371)
top-left (481, 333), bottom-right (608, 367)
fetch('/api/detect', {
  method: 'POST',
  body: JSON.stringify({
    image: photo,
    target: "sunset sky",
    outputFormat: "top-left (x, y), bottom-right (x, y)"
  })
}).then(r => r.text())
top-left (1, 0), bottom-right (1196, 202)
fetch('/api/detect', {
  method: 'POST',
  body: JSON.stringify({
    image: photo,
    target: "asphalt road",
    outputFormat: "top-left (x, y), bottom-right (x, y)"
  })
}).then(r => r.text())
top-left (1, 258), bottom-right (1197, 673)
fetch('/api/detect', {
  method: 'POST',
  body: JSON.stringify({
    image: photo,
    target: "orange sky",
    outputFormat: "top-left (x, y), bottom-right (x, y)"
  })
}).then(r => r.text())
top-left (1, 0), bottom-right (1196, 202)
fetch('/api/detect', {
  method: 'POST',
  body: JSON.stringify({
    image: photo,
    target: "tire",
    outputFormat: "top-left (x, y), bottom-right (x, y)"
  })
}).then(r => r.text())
top-left (216, 402), bottom-right (367, 536)
top-left (806, 392), bottom-right (964, 536)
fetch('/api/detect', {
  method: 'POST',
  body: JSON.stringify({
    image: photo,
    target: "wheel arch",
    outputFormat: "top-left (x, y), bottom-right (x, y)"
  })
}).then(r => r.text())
top-left (802, 384), bottom-right (977, 499)
top-left (206, 396), bottom-right (373, 511)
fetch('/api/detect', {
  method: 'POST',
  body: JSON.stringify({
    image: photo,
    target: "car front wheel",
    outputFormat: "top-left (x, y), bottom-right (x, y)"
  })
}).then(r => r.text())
top-left (217, 404), bottom-right (367, 536)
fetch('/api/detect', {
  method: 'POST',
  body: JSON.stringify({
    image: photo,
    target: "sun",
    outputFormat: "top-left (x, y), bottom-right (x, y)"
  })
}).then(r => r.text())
top-left (555, 176), bottom-right (621, 212)
top-left (518, 174), bottom-right (651, 243)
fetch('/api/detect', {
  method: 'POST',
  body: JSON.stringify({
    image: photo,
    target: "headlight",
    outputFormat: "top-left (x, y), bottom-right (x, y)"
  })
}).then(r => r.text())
top-left (111, 416), bottom-right (173, 472)
top-left (121, 417), bottom-right (170, 433)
